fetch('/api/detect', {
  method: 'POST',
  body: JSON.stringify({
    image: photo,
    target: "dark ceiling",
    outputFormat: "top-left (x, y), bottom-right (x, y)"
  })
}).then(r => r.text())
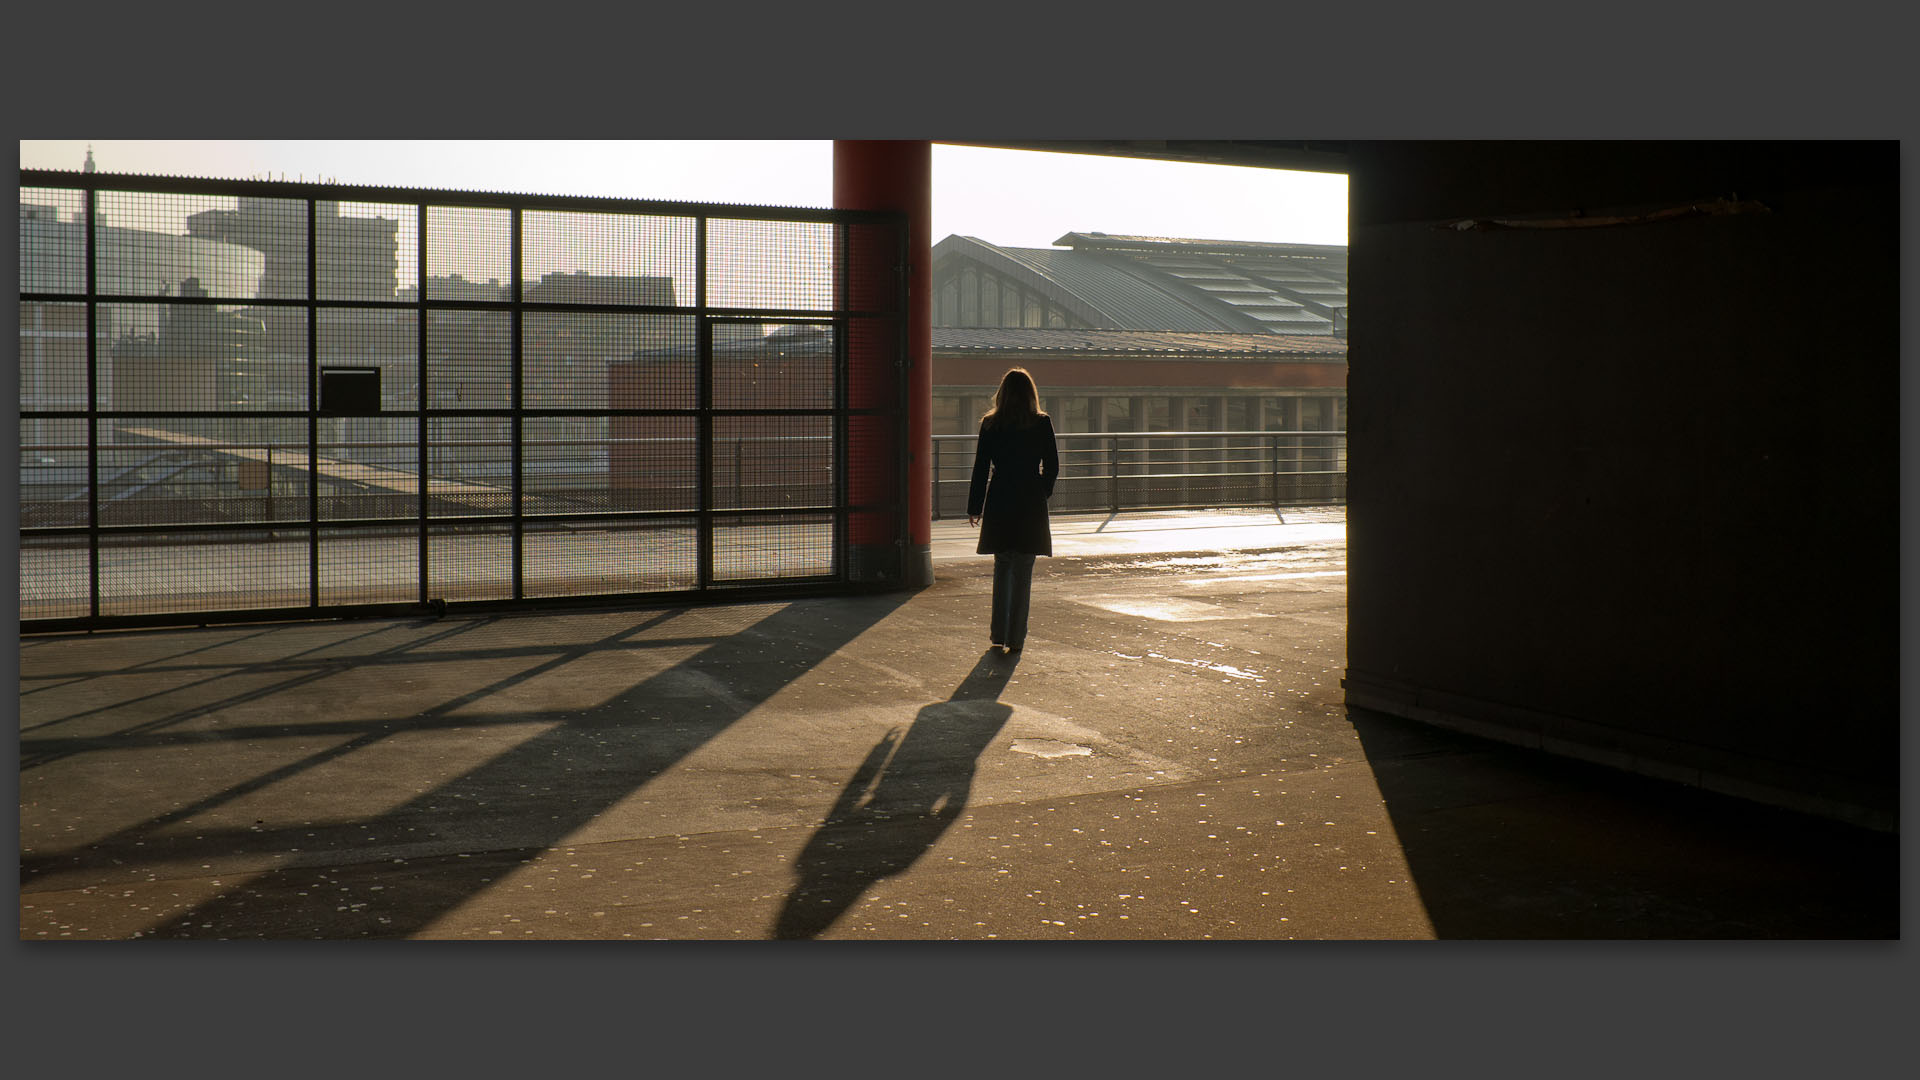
top-left (944, 141), bottom-right (1350, 175)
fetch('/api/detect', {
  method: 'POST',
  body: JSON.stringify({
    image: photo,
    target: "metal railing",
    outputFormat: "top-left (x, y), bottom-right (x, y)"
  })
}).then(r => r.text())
top-left (19, 168), bottom-right (907, 631)
top-left (17, 432), bottom-right (834, 525)
top-left (931, 429), bottom-right (1347, 519)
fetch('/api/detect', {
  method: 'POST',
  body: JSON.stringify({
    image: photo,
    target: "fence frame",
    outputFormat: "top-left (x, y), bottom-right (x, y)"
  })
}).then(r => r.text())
top-left (18, 168), bottom-right (909, 632)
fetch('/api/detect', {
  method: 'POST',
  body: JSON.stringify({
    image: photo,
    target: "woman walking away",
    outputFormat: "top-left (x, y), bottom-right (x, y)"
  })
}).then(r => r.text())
top-left (967, 367), bottom-right (1059, 652)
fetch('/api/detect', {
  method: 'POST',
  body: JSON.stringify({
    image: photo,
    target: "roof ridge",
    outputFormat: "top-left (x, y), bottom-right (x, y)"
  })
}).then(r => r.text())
top-left (1054, 231), bottom-right (1348, 253)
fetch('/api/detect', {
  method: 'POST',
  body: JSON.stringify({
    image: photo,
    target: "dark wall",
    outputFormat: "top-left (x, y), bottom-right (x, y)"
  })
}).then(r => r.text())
top-left (1342, 142), bottom-right (1898, 827)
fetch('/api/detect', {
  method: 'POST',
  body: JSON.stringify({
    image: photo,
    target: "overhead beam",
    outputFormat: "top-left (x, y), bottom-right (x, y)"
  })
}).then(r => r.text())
top-left (940, 140), bottom-right (1351, 175)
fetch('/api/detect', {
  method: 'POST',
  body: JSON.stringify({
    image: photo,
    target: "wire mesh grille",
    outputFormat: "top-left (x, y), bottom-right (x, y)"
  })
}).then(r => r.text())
top-left (318, 201), bottom-right (409, 303)
top-left (98, 417), bottom-right (310, 527)
top-left (522, 517), bottom-right (699, 597)
top-left (712, 415), bottom-right (833, 510)
top-left (96, 300), bottom-right (296, 413)
top-left (605, 415), bottom-right (699, 513)
top-left (428, 523), bottom-right (513, 603)
top-left (840, 221), bottom-right (898, 315)
top-left (711, 512), bottom-right (834, 582)
top-left (843, 314), bottom-right (898, 411)
top-left (426, 308), bottom-right (510, 409)
top-left (95, 190), bottom-right (283, 300)
top-left (522, 210), bottom-right (694, 307)
top-left (713, 321), bottom-right (834, 410)
top-left (526, 415), bottom-right (679, 516)
top-left (19, 188), bottom-right (87, 293)
top-left (318, 417), bottom-right (416, 521)
top-left (19, 171), bottom-right (905, 627)
top-left (99, 529), bottom-right (309, 616)
top-left (707, 218), bottom-right (835, 311)
top-left (19, 534), bottom-right (89, 620)
top-left (425, 206), bottom-right (510, 301)
top-left (320, 527), bottom-right (417, 606)
top-left (427, 417), bottom-right (513, 517)
top-left (18, 416), bottom-right (87, 529)
top-left (605, 317), bottom-right (699, 412)
top-left (527, 312), bottom-right (693, 409)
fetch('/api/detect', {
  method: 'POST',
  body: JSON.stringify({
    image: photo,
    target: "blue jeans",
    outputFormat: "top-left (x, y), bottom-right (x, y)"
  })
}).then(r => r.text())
top-left (991, 553), bottom-right (1036, 648)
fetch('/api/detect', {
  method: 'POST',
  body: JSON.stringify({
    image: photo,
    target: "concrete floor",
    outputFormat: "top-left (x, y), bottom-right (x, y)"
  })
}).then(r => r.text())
top-left (17, 509), bottom-right (1898, 939)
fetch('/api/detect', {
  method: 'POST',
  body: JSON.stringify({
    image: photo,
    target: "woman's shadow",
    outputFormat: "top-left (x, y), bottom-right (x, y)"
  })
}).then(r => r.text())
top-left (773, 650), bottom-right (1016, 939)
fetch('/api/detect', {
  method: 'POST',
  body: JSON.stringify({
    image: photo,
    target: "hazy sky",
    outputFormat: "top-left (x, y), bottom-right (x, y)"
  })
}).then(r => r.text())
top-left (18, 140), bottom-right (1348, 250)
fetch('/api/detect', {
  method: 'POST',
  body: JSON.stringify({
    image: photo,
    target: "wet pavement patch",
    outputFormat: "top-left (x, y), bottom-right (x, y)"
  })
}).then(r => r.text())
top-left (1074, 597), bottom-right (1263, 621)
top-left (1008, 739), bottom-right (1094, 759)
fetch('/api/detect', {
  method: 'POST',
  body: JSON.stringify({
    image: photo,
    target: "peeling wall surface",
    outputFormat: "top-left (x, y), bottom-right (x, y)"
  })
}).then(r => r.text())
top-left (1342, 141), bottom-right (1898, 827)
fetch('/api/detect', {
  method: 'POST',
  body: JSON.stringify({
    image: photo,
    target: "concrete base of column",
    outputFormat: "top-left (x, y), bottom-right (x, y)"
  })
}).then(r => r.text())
top-left (904, 544), bottom-right (933, 587)
top-left (847, 543), bottom-right (934, 588)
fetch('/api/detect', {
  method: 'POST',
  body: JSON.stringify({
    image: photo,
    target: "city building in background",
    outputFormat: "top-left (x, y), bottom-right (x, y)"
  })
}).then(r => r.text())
top-left (930, 232), bottom-right (1347, 438)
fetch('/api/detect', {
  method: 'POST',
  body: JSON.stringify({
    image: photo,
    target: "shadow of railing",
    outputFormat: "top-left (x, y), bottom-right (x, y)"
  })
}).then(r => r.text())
top-left (1344, 705), bottom-right (1899, 938)
top-left (773, 649), bottom-right (1016, 939)
top-left (21, 594), bottom-right (909, 938)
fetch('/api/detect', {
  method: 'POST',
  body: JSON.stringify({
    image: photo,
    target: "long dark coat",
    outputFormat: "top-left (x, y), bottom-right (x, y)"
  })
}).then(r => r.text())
top-left (967, 414), bottom-right (1060, 556)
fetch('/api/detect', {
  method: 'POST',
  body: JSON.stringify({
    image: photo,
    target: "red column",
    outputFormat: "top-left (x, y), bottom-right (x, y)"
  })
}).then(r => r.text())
top-left (835, 140), bottom-right (932, 586)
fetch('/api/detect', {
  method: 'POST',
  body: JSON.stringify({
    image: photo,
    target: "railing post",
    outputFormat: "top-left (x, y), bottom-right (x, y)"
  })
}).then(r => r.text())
top-left (1108, 435), bottom-right (1120, 515)
top-left (1270, 434), bottom-right (1279, 509)
top-left (931, 438), bottom-right (941, 521)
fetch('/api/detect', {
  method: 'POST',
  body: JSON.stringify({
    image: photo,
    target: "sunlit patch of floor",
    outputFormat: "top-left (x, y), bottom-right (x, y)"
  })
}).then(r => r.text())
top-left (1074, 596), bottom-right (1267, 621)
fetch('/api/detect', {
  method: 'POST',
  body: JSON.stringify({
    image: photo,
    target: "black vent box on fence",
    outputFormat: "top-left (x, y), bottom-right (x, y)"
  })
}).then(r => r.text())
top-left (319, 367), bottom-right (381, 415)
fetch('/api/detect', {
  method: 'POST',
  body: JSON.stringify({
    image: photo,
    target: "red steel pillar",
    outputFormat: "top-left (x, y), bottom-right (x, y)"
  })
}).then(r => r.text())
top-left (835, 139), bottom-right (933, 586)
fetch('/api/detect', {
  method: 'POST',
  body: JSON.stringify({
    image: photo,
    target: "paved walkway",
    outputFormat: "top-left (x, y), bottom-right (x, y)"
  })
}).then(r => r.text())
top-left (17, 508), bottom-right (1896, 939)
top-left (932, 506), bottom-right (1347, 561)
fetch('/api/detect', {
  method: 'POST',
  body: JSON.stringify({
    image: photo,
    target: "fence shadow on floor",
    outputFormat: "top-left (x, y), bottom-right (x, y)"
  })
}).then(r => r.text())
top-left (21, 594), bottom-right (911, 939)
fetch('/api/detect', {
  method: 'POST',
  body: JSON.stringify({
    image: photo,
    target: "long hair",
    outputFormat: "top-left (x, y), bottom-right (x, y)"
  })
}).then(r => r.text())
top-left (981, 367), bottom-right (1046, 430)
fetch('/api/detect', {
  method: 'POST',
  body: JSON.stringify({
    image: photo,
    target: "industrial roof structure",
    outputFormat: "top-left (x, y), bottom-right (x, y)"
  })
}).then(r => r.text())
top-left (930, 327), bottom-right (1344, 358)
top-left (932, 231), bottom-right (1348, 337)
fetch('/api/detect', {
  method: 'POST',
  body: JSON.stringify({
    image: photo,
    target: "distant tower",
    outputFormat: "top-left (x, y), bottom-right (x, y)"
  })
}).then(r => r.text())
top-left (81, 146), bottom-right (99, 230)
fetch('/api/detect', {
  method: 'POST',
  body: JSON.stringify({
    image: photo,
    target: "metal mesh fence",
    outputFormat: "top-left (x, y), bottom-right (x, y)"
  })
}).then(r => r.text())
top-left (712, 415), bottom-right (834, 511)
top-left (526, 311), bottom-right (692, 409)
top-left (98, 530), bottom-right (310, 617)
top-left (425, 206), bottom-right (510, 300)
top-left (605, 415), bottom-right (700, 513)
top-left (707, 218), bottom-right (836, 311)
top-left (522, 209), bottom-right (695, 306)
top-left (711, 512), bottom-right (835, 582)
top-left (96, 190), bottom-right (282, 300)
top-left (426, 417), bottom-right (512, 517)
top-left (99, 416), bottom-right (311, 527)
top-left (319, 527), bottom-right (417, 607)
top-left (319, 201), bottom-right (413, 303)
top-left (19, 188), bottom-right (87, 293)
top-left (20, 169), bottom-right (906, 629)
top-left (19, 415), bottom-right (88, 529)
top-left (19, 534), bottom-right (89, 620)
top-left (428, 522), bottom-right (515, 603)
top-left (713, 321), bottom-right (834, 410)
top-left (521, 516), bottom-right (699, 598)
top-left (317, 416), bottom-right (414, 521)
